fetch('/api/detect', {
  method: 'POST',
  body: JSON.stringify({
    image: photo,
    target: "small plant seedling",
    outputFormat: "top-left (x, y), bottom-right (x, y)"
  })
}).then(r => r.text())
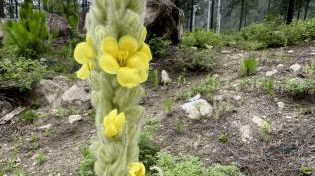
top-left (151, 69), bottom-right (160, 88)
top-left (300, 165), bottom-right (312, 175)
top-left (30, 132), bottom-right (38, 142)
top-left (35, 152), bottom-right (47, 165)
top-left (218, 134), bottom-right (228, 143)
top-left (163, 98), bottom-right (175, 114)
top-left (43, 129), bottom-right (51, 137)
top-left (239, 57), bottom-right (257, 76)
top-left (29, 145), bottom-right (38, 151)
top-left (261, 118), bottom-right (271, 144)
top-left (55, 108), bottom-right (65, 116)
top-left (175, 118), bottom-right (184, 132)
top-left (177, 74), bottom-right (186, 86)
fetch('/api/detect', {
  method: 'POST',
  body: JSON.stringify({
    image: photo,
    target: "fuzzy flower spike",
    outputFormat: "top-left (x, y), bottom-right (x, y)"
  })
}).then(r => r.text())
top-left (99, 31), bottom-right (151, 88)
top-left (74, 35), bottom-right (96, 79)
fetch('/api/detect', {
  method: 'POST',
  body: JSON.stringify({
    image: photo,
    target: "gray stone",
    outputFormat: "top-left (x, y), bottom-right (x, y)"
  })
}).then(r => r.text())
top-left (277, 64), bottom-right (285, 70)
top-left (266, 70), bottom-right (278, 76)
top-left (213, 95), bottom-right (223, 101)
top-left (234, 95), bottom-right (242, 101)
top-left (221, 50), bottom-right (231, 54)
top-left (161, 70), bottom-right (171, 84)
top-left (285, 116), bottom-right (292, 119)
top-left (310, 52), bottom-right (315, 56)
top-left (288, 50), bottom-right (294, 53)
top-left (191, 47), bottom-right (198, 50)
top-left (188, 93), bottom-right (201, 102)
top-left (62, 85), bottom-right (90, 103)
top-left (69, 115), bottom-right (82, 124)
top-left (290, 64), bottom-right (301, 74)
top-left (45, 13), bottom-right (70, 37)
top-left (0, 107), bottom-right (25, 125)
top-left (39, 124), bottom-right (52, 130)
top-left (33, 79), bottom-right (65, 106)
top-left (181, 99), bottom-right (213, 119)
top-left (252, 115), bottom-right (264, 127)
top-left (277, 102), bottom-right (284, 110)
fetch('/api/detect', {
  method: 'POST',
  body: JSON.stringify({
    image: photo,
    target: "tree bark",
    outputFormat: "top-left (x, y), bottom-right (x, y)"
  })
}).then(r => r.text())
top-left (304, 0), bottom-right (310, 20)
top-left (0, 0), bottom-right (4, 18)
top-left (216, 0), bottom-right (220, 33)
top-left (190, 0), bottom-right (194, 32)
top-left (207, 0), bottom-right (212, 30)
top-left (244, 0), bottom-right (248, 27)
top-left (267, 0), bottom-right (271, 14)
top-left (211, 0), bottom-right (215, 29)
top-left (286, 0), bottom-right (295, 24)
top-left (239, 0), bottom-right (244, 31)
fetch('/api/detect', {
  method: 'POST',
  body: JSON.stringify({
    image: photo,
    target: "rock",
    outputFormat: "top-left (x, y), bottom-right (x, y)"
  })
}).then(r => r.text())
top-left (257, 67), bottom-right (265, 71)
top-left (33, 79), bottom-right (65, 106)
top-left (310, 52), bottom-right (315, 56)
top-left (69, 115), bottom-right (82, 124)
top-left (45, 12), bottom-right (70, 37)
top-left (288, 50), bottom-right (294, 53)
top-left (145, 0), bottom-right (184, 44)
top-left (239, 124), bottom-right (252, 143)
top-left (266, 70), bottom-right (278, 76)
top-left (0, 100), bottom-right (13, 117)
top-left (77, 12), bottom-right (88, 35)
top-left (289, 64), bottom-right (301, 74)
top-left (62, 84), bottom-right (90, 103)
top-left (277, 102), bottom-right (284, 110)
top-left (252, 115), bottom-right (264, 127)
top-left (0, 107), bottom-right (25, 125)
top-left (221, 50), bottom-right (231, 54)
top-left (181, 99), bottom-right (213, 120)
top-left (188, 93), bottom-right (201, 102)
top-left (191, 47), bottom-right (198, 50)
top-left (234, 95), bottom-right (241, 101)
top-left (213, 95), bottom-right (223, 101)
top-left (285, 116), bottom-right (292, 119)
top-left (276, 64), bottom-right (285, 70)
top-left (161, 70), bottom-right (171, 84)
top-left (39, 124), bottom-right (52, 130)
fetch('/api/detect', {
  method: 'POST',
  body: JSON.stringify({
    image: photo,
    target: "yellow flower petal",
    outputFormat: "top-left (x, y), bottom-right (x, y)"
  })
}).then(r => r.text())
top-left (118, 35), bottom-right (138, 54)
top-left (117, 67), bottom-right (141, 88)
top-left (99, 54), bottom-right (120, 74)
top-left (139, 27), bottom-right (147, 43)
top-left (86, 35), bottom-right (94, 47)
top-left (138, 42), bottom-right (152, 61)
top-left (125, 52), bottom-right (147, 69)
top-left (76, 64), bottom-right (90, 80)
top-left (103, 109), bottom-right (125, 138)
top-left (101, 36), bottom-right (119, 54)
top-left (139, 68), bottom-right (149, 83)
top-left (128, 162), bottom-right (145, 176)
top-left (74, 42), bottom-right (96, 64)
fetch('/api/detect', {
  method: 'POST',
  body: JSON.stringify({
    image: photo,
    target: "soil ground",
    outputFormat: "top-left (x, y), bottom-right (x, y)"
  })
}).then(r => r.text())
top-left (1, 41), bottom-right (315, 176)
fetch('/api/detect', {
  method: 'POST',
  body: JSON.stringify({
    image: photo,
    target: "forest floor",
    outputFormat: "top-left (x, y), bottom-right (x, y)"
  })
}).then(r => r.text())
top-left (1, 40), bottom-right (315, 176)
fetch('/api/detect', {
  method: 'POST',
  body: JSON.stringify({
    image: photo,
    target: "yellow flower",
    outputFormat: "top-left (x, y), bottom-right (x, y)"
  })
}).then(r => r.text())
top-left (99, 35), bottom-right (151, 88)
top-left (128, 162), bottom-right (145, 176)
top-left (74, 35), bottom-right (96, 79)
top-left (103, 109), bottom-right (125, 138)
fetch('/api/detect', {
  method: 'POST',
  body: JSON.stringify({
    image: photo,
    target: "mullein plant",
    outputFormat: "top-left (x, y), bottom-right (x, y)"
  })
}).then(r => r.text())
top-left (73, 0), bottom-right (152, 175)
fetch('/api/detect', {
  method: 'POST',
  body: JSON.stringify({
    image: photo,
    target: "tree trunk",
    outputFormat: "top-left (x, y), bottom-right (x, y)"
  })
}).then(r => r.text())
top-left (190, 0), bottom-right (194, 32)
top-left (211, 0), bottom-right (215, 29)
top-left (216, 0), bottom-right (221, 33)
top-left (304, 0), bottom-right (310, 20)
top-left (239, 0), bottom-right (244, 31)
top-left (15, 0), bottom-right (18, 18)
top-left (207, 0), bottom-right (212, 30)
top-left (267, 0), bottom-right (271, 14)
top-left (192, 4), bottom-right (196, 32)
top-left (244, 0), bottom-right (248, 27)
top-left (0, 0), bottom-right (4, 18)
top-left (286, 0), bottom-right (295, 24)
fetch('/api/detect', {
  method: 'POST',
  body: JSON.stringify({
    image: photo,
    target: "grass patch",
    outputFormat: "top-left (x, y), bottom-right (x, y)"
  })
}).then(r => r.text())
top-left (239, 57), bottom-right (257, 77)
top-left (34, 152), bottom-right (47, 165)
top-left (261, 118), bottom-right (271, 145)
top-left (163, 97), bottom-right (175, 114)
top-left (256, 77), bottom-right (275, 96)
top-left (20, 108), bottom-right (40, 124)
top-left (280, 77), bottom-right (314, 98)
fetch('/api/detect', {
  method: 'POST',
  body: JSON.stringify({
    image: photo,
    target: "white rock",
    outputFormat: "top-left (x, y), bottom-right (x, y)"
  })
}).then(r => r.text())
top-left (62, 85), bottom-right (90, 103)
top-left (0, 107), bottom-right (25, 125)
top-left (191, 47), bottom-right (198, 50)
top-left (234, 95), bottom-right (241, 101)
top-left (221, 50), bottom-right (231, 54)
top-left (161, 70), bottom-right (171, 84)
top-left (285, 116), bottom-right (292, 119)
top-left (181, 99), bottom-right (213, 120)
top-left (310, 52), bottom-right (315, 56)
top-left (266, 70), bottom-right (278, 76)
top-left (257, 67), bottom-right (264, 71)
top-left (277, 102), bottom-right (284, 110)
top-left (240, 124), bottom-right (252, 143)
top-left (213, 74), bottom-right (219, 78)
top-left (252, 115), bottom-right (264, 127)
top-left (288, 50), bottom-right (294, 53)
top-left (277, 64), bottom-right (285, 70)
top-left (39, 124), bottom-right (52, 130)
top-left (188, 94), bottom-right (201, 102)
top-left (69, 115), bottom-right (82, 124)
top-left (289, 64), bottom-right (301, 74)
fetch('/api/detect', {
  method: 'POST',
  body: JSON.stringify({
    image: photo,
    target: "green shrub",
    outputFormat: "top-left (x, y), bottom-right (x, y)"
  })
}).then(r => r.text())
top-left (256, 77), bottom-right (275, 96)
top-left (148, 34), bottom-right (171, 60)
top-left (261, 118), bottom-right (271, 144)
top-left (34, 152), bottom-right (47, 165)
top-left (207, 162), bottom-right (245, 176)
top-left (181, 28), bottom-right (222, 49)
top-left (0, 57), bottom-right (47, 91)
top-left (77, 147), bottom-right (97, 176)
top-left (152, 151), bottom-right (208, 176)
top-left (300, 165), bottom-right (312, 175)
top-left (239, 57), bottom-right (257, 76)
top-left (163, 97), bottom-right (175, 113)
top-left (1, 0), bottom-right (54, 59)
top-left (280, 77), bottom-right (314, 97)
top-left (20, 108), bottom-right (38, 124)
